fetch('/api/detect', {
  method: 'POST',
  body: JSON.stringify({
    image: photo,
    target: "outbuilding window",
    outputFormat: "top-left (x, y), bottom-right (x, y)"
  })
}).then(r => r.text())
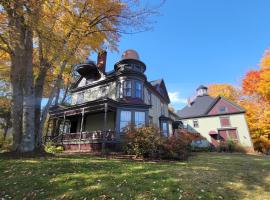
top-left (220, 116), bottom-right (231, 127)
top-left (193, 120), bottom-right (199, 128)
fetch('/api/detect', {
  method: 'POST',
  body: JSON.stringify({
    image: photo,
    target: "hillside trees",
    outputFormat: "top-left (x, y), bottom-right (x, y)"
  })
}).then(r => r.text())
top-left (0, 0), bottom-right (161, 152)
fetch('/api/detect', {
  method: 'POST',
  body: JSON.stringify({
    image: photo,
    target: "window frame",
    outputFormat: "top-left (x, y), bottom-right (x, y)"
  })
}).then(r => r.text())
top-left (134, 111), bottom-right (146, 127)
top-left (123, 80), bottom-right (132, 97)
top-left (220, 116), bottom-right (231, 127)
top-left (120, 110), bottom-right (132, 131)
top-left (193, 119), bottom-right (199, 128)
top-left (134, 80), bottom-right (143, 98)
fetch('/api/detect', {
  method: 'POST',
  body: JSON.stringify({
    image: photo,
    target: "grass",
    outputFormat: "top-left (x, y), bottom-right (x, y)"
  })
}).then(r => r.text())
top-left (0, 153), bottom-right (269, 200)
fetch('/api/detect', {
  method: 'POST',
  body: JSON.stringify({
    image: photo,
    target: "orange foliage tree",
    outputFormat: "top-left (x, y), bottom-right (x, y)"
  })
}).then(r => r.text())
top-left (241, 49), bottom-right (270, 153)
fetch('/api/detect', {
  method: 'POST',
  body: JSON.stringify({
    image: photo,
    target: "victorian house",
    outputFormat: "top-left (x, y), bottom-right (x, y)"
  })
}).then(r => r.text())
top-left (177, 85), bottom-right (254, 152)
top-left (48, 50), bottom-right (172, 151)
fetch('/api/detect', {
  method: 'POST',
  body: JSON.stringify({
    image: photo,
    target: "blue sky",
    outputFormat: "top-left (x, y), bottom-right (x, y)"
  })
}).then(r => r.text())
top-left (93, 0), bottom-right (270, 110)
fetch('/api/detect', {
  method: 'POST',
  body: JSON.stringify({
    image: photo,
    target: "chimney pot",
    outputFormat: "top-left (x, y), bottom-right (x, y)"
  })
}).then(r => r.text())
top-left (97, 50), bottom-right (107, 73)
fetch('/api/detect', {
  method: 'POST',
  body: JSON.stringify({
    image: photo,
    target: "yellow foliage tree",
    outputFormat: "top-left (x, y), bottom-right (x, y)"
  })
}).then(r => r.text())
top-left (0, 0), bottom-right (161, 152)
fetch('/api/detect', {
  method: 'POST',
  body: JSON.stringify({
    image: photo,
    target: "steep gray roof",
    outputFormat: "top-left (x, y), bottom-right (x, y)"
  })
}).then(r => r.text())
top-left (177, 95), bottom-right (215, 118)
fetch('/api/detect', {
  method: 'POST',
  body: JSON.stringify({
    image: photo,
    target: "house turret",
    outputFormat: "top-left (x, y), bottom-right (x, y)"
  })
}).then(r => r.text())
top-left (114, 49), bottom-right (146, 73)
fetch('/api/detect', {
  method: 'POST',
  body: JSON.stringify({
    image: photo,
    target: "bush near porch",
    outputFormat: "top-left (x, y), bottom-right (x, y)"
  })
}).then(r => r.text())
top-left (123, 126), bottom-right (203, 160)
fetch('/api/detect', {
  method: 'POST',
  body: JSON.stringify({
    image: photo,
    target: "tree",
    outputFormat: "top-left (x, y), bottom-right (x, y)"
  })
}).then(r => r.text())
top-left (208, 84), bottom-right (240, 102)
top-left (0, 0), bottom-right (162, 152)
top-left (241, 49), bottom-right (270, 153)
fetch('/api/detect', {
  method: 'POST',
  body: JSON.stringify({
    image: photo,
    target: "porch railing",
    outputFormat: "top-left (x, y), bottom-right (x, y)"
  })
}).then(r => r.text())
top-left (63, 130), bottom-right (116, 141)
top-left (44, 130), bottom-right (116, 144)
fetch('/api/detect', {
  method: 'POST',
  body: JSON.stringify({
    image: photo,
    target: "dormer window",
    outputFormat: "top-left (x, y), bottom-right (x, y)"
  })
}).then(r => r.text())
top-left (135, 81), bottom-right (142, 98)
top-left (124, 80), bottom-right (132, 97)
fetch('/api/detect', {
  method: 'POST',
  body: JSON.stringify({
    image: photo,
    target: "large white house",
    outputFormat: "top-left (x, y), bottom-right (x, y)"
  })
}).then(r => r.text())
top-left (177, 85), bottom-right (254, 152)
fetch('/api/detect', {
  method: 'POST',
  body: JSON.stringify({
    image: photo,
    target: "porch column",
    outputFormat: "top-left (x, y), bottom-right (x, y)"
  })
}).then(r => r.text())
top-left (102, 103), bottom-right (108, 153)
top-left (63, 112), bottom-right (66, 134)
top-left (44, 117), bottom-right (51, 143)
top-left (79, 108), bottom-right (85, 151)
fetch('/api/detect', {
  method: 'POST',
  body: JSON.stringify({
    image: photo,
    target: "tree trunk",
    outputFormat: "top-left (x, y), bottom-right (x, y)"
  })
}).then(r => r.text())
top-left (10, 54), bottom-right (24, 151)
top-left (34, 66), bottom-right (48, 147)
top-left (20, 28), bottom-right (35, 152)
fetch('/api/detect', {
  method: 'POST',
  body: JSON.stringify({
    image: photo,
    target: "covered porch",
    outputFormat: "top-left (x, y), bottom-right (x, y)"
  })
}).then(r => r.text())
top-left (46, 98), bottom-right (119, 151)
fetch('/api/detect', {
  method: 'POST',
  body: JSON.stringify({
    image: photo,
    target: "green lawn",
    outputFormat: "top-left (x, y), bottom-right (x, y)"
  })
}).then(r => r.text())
top-left (0, 153), bottom-right (269, 200)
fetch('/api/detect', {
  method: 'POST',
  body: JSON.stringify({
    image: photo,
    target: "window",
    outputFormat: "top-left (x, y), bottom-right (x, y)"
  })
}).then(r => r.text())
top-left (161, 102), bottom-right (165, 115)
top-left (147, 90), bottom-right (152, 104)
top-left (149, 115), bottom-right (153, 124)
top-left (182, 120), bottom-right (188, 129)
top-left (135, 81), bottom-right (142, 98)
top-left (76, 92), bottom-right (84, 104)
top-left (120, 111), bottom-right (132, 131)
top-left (162, 122), bottom-right (168, 136)
top-left (123, 80), bottom-right (132, 97)
top-left (193, 120), bottom-right (199, 128)
top-left (135, 111), bottom-right (145, 127)
top-left (219, 106), bottom-right (227, 113)
top-left (220, 117), bottom-right (231, 127)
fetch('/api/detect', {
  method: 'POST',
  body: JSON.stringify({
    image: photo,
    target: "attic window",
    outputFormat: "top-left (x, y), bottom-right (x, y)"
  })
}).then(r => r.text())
top-left (219, 106), bottom-right (227, 113)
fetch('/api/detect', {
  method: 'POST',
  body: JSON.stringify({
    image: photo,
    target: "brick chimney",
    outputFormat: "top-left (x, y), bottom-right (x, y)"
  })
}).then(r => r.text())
top-left (97, 50), bottom-right (107, 73)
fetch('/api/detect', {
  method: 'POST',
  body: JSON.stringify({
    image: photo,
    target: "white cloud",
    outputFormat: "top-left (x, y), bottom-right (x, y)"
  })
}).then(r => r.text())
top-left (168, 92), bottom-right (187, 104)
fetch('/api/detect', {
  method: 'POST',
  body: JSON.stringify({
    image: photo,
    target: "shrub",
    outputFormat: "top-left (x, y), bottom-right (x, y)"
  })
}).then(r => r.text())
top-left (253, 137), bottom-right (270, 154)
top-left (0, 134), bottom-right (12, 152)
top-left (160, 132), bottom-right (191, 160)
top-left (123, 125), bottom-right (163, 158)
top-left (44, 142), bottom-right (64, 154)
top-left (123, 125), bottom-right (193, 160)
top-left (217, 139), bottom-right (246, 153)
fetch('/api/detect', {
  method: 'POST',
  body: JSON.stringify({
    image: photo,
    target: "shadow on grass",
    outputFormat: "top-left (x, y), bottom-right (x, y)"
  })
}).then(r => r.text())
top-left (0, 153), bottom-right (269, 199)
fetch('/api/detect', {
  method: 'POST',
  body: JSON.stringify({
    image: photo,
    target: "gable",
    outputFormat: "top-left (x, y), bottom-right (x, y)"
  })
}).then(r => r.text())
top-left (150, 79), bottom-right (170, 103)
top-left (207, 97), bottom-right (245, 116)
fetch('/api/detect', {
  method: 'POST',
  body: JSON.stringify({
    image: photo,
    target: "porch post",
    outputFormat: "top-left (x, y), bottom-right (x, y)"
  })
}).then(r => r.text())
top-left (79, 108), bottom-right (85, 151)
top-left (45, 117), bottom-right (51, 143)
top-left (63, 112), bottom-right (66, 133)
top-left (102, 103), bottom-right (108, 153)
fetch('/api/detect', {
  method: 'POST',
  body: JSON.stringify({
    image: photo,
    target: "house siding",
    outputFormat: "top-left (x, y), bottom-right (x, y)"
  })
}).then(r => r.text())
top-left (208, 98), bottom-right (241, 115)
top-left (183, 113), bottom-right (253, 147)
top-left (71, 81), bottom-right (117, 105)
top-left (147, 90), bottom-right (169, 128)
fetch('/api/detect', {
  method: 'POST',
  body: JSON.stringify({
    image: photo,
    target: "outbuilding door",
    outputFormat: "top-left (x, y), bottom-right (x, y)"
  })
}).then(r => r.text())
top-left (218, 129), bottom-right (238, 142)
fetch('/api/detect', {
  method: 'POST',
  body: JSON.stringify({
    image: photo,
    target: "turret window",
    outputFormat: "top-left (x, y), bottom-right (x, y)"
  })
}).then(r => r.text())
top-left (135, 81), bottom-right (142, 98)
top-left (123, 80), bottom-right (132, 97)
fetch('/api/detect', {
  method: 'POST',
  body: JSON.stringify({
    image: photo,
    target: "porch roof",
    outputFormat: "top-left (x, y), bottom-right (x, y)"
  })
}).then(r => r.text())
top-left (49, 97), bottom-right (151, 118)
top-left (49, 98), bottom-right (118, 118)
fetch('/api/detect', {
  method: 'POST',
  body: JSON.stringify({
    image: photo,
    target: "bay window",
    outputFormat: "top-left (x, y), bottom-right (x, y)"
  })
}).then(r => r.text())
top-left (135, 111), bottom-right (145, 127)
top-left (135, 81), bottom-right (142, 98)
top-left (120, 111), bottom-right (132, 131)
top-left (123, 80), bottom-right (132, 97)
